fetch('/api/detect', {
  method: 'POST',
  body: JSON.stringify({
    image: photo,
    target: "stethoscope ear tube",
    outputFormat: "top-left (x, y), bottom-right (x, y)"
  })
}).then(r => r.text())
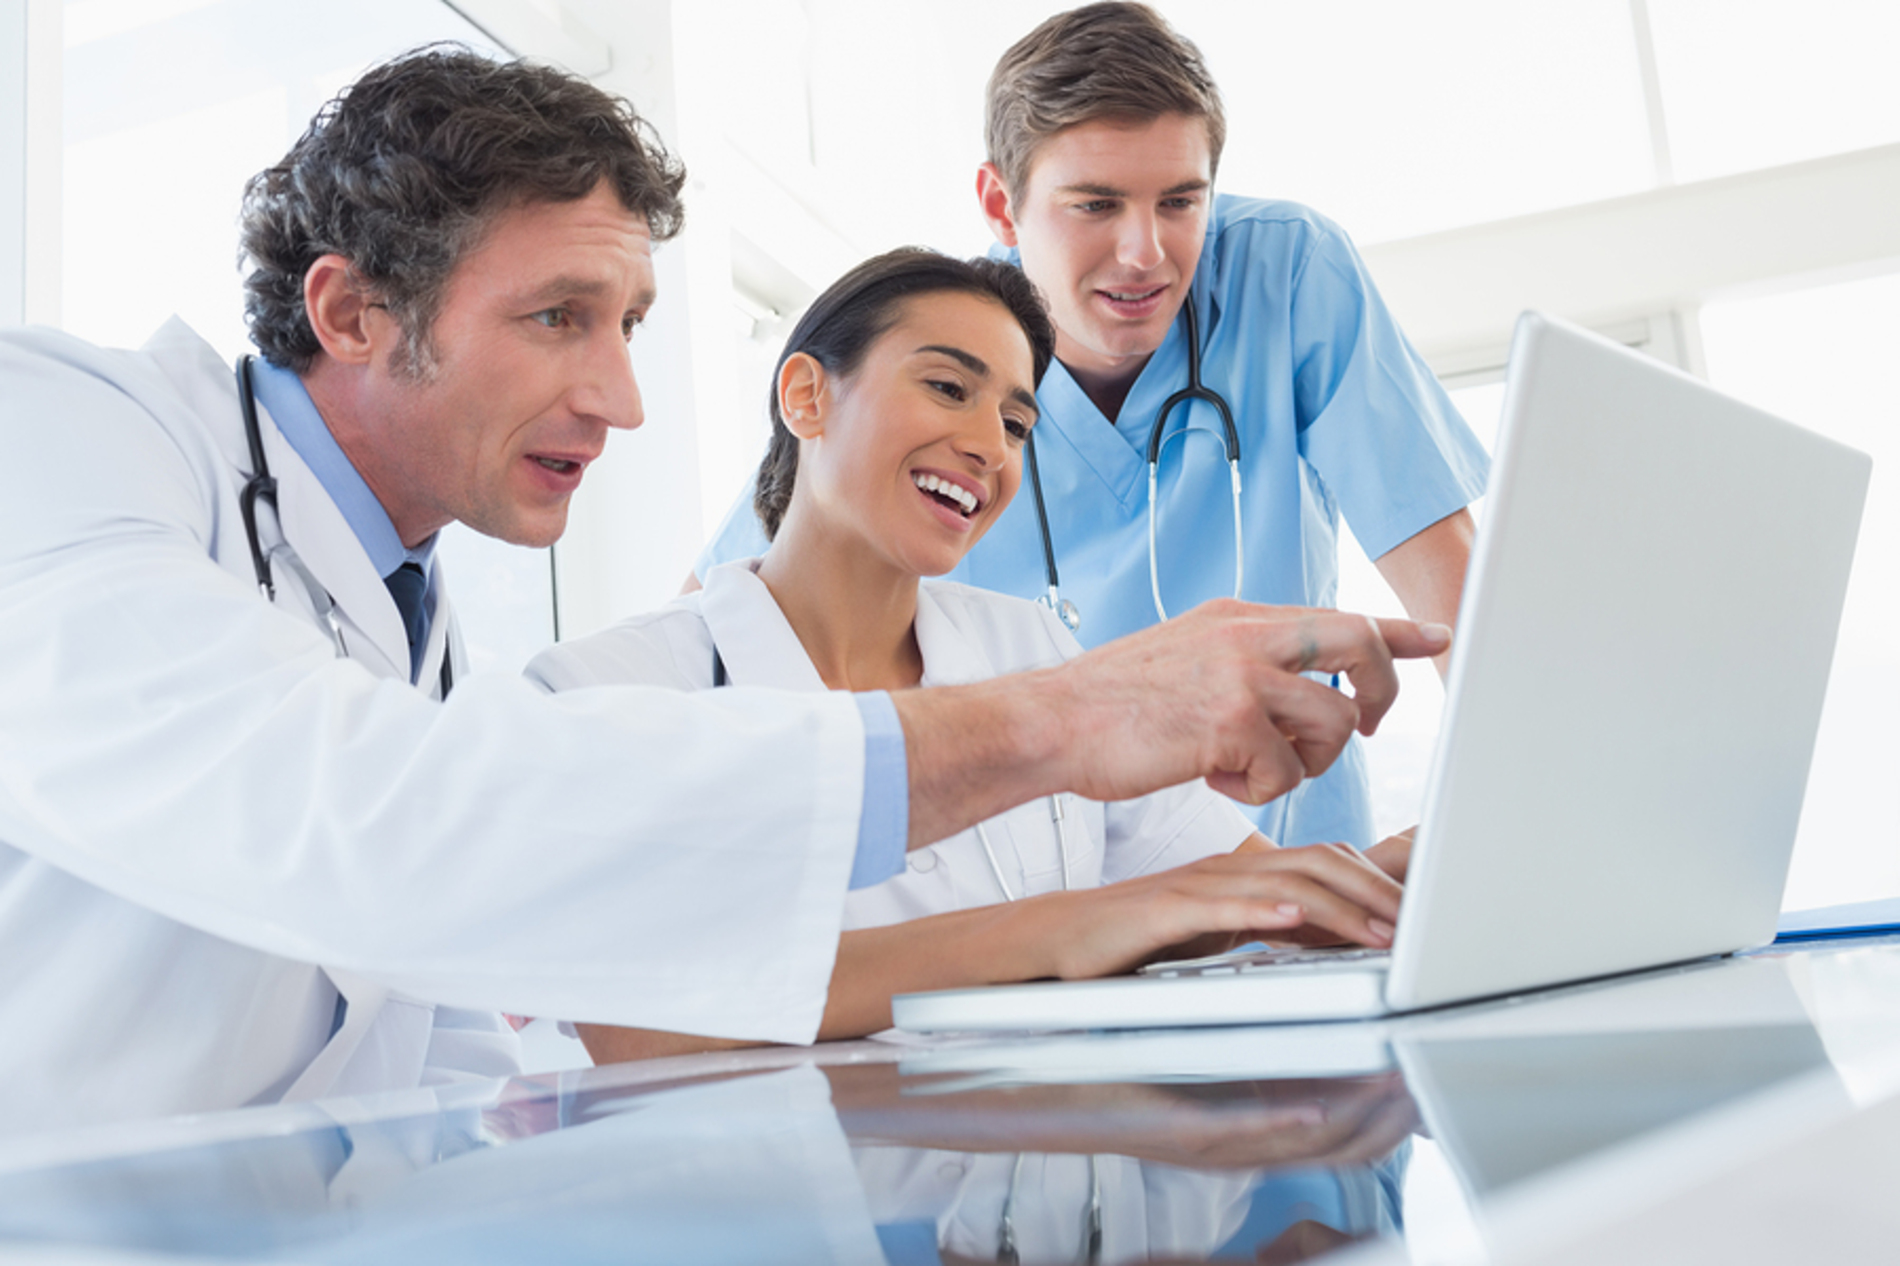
top-left (235, 355), bottom-right (279, 599)
top-left (232, 354), bottom-right (363, 672)
top-left (1027, 299), bottom-right (1246, 628)
top-left (1146, 304), bottom-right (1240, 465)
top-left (1025, 433), bottom-right (1082, 632)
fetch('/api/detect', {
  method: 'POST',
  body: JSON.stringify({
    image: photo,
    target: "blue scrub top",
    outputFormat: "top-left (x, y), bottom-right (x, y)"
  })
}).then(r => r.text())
top-left (698, 196), bottom-right (1489, 849)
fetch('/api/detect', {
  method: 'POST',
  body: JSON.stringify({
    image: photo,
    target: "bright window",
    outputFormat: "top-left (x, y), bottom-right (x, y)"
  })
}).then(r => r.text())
top-left (1197, 0), bottom-right (1656, 243)
top-left (1648, 0), bottom-right (1900, 183)
top-left (1697, 272), bottom-right (1900, 909)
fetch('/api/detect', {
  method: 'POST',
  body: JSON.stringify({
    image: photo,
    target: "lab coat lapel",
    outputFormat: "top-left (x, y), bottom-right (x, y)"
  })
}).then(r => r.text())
top-left (697, 560), bottom-right (829, 692)
top-left (421, 579), bottom-right (461, 701)
top-left (913, 585), bottom-right (998, 687)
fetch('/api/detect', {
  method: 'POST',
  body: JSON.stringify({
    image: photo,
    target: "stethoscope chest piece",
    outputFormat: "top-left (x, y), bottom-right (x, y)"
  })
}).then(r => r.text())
top-left (1039, 592), bottom-right (1081, 633)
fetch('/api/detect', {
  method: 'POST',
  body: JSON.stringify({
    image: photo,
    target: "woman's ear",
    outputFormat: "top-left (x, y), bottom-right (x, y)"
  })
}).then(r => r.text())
top-left (778, 352), bottom-right (828, 439)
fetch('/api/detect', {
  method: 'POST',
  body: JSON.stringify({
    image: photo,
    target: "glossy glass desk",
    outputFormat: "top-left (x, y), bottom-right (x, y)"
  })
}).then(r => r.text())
top-left (4, 938), bottom-right (1900, 1265)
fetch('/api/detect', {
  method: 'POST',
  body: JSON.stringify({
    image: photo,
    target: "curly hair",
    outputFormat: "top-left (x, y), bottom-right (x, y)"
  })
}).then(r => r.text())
top-left (753, 249), bottom-right (1056, 541)
top-left (239, 46), bottom-right (686, 374)
top-left (987, 3), bottom-right (1225, 199)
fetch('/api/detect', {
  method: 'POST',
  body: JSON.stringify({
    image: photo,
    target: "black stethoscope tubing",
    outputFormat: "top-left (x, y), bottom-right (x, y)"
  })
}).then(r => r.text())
top-left (235, 355), bottom-right (279, 599)
top-left (1148, 302), bottom-right (1241, 467)
top-left (234, 354), bottom-right (451, 696)
top-left (1026, 300), bottom-right (1244, 631)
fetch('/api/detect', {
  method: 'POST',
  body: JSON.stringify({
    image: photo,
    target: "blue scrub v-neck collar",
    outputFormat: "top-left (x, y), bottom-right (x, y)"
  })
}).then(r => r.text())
top-left (1033, 302), bottom-right (1193, 513)
top-left (1000, 215), bottom-right (1223, 514)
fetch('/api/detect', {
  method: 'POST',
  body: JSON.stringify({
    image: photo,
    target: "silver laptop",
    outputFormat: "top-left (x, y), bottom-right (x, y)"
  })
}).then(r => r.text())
top-left (893, 311), bottom-right (1871, 1035)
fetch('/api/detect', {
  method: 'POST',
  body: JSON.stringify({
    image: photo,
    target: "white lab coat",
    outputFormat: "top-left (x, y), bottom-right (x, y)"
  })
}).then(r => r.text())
top-left (525, 560), bottom-right (1255, 926)
top-left (0, 320), bottom-right (869, 1136)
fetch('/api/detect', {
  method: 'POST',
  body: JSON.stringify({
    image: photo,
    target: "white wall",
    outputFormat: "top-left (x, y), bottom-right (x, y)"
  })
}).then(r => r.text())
top-left (0, 0), bottom-right (58, 328)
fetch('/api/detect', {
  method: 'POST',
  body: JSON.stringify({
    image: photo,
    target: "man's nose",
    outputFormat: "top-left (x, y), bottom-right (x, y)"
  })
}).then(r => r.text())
top-left (586, 336), bottom-right (644, 432)
top-left (1116, 209), bottom-right (1165, 272)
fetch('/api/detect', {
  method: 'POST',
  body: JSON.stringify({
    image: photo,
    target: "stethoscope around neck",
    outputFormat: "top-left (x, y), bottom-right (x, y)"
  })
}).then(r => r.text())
top-left (234, 354), bottom-right (452, 696)
top-left (1026, 300), bottom-right (1244, 632)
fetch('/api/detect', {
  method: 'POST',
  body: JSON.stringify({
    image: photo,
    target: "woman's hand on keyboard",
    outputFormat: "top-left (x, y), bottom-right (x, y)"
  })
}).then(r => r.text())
top-left (1364, 826), bottom-right (1416, 882)
top-left (1026, 839), bottom-right (1404, 980)
top-left (809, 836), bottom-right (1405, 1037)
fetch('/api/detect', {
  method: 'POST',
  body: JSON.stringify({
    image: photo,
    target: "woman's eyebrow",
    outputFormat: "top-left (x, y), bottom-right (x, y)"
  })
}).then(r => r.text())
top-left (915, 344), bottom-right (1039, 418)
top-left (915, 343), bottom-right (988, 375)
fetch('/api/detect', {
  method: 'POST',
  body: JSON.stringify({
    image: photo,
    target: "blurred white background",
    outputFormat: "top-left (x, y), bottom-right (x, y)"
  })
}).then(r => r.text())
top-left (3, 0), bottom-right (1895, 909)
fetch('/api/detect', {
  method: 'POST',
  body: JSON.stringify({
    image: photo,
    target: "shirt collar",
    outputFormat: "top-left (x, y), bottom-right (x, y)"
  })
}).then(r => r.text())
top-left (248, 356), bottom-right (436, 579)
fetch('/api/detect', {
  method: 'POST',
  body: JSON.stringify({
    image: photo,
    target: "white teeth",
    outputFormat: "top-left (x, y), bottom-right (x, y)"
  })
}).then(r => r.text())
top-left (535, 457), bottom-right (575, 472)
top-left (913, 472), bottom-right (977, 515)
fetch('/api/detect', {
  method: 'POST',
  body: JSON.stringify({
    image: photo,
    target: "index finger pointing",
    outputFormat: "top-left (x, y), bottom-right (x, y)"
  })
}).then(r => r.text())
top-left (1377, 618), bottom-right (1452, 662)
top-left (1305, 616), bottom-right (1451, 735)
top-left (1281, 614), bottom-right (1400, 735)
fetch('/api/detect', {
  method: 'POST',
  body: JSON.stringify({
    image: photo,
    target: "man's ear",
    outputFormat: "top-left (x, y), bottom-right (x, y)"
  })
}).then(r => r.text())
top-left (976, 162), bottom-right (1020, 248)
top-left (303, 255), bottom-right (393, 367)
top-left (778, 352), bottom-right (828, 439)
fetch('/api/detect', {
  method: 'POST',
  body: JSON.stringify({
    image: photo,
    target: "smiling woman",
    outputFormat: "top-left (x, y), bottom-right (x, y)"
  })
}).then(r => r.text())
top-left (525, 248), bottom-right (1411, 1061)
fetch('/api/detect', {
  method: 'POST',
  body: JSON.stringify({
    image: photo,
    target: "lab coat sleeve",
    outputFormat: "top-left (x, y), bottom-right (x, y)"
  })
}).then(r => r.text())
top-left (1285, 217), bottom-right (1491, 559)
top-left (0, 334), bottom-right (863, 1042)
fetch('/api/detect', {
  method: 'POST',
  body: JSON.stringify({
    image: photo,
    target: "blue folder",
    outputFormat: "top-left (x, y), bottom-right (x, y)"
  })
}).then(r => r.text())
top-left (1775, 897), bottom-right (1900, 943)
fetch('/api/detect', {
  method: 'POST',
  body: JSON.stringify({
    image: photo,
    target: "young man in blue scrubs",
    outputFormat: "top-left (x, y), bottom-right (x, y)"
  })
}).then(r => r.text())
top-left (698, 2), bottom-right (1490, 852)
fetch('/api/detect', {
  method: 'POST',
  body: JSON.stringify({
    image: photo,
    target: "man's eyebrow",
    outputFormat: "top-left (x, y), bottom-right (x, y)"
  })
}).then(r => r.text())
top-left (915, 344), bottom-right (1040, 419)
top-left (1054, 179), bottom-right (1209, 199)
top-left (510, 275), bottom-right (655, 311)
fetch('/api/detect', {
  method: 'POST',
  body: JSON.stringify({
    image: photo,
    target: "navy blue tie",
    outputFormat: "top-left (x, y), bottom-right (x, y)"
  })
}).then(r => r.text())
top-left (384, 561), bottom-right (428, 682)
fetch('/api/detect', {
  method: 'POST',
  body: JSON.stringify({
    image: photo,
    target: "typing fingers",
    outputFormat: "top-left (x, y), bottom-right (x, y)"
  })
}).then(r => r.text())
top-left (1223, 844), bottom-right (1403, 946)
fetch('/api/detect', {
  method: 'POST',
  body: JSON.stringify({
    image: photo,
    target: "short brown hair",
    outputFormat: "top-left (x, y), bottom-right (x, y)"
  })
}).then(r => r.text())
top-left (240, 46), bottom-right (686, 374)
top-left (985, 2), bottom-right (1226, 199)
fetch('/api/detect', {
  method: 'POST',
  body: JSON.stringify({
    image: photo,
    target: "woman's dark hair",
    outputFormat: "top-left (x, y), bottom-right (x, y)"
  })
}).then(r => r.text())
top-left (753, 249), bottom-right (1055, 540)
top-left (239, 45), bottom-right (686, 375)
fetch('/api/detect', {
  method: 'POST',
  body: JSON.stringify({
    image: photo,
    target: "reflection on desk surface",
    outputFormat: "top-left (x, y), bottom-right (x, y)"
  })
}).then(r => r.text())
top-left (0, 944), bottom-right (1893, 1265)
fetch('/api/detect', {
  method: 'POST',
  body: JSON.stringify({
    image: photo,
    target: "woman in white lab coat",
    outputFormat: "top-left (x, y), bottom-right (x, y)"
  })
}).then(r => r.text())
top-left (526, 250), bottom-right (1405, 1059)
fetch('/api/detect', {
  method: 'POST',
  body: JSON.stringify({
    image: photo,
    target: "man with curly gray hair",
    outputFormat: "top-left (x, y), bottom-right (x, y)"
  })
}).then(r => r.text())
top-left (0, 45), bottom-right (1446, 1132)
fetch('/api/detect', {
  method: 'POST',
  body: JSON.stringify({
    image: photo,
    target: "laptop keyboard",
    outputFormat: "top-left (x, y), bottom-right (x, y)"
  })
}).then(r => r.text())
top-left (1138, 944), bottom-right (1392, 978)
